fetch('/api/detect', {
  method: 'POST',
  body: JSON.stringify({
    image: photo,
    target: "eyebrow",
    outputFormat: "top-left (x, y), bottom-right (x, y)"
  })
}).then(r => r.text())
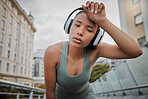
top-left (76, 20), bottom-right (82, 24)
top-left (75, 20), bottom-right (94, 29)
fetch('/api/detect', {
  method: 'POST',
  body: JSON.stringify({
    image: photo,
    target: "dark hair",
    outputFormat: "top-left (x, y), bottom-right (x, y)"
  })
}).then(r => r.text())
top-left (74, 11), bottom-right (98, 50)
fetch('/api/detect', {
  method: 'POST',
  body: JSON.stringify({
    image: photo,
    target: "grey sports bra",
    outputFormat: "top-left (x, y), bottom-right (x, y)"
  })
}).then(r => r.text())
top-left (56, 41), bottom-right (91, 93)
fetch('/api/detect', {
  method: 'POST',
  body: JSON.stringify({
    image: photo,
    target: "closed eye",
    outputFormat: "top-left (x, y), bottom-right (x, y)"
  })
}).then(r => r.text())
top-left (75, 24), bottom-right (80, 27)
top-left (87, 29), bottom-right (93, 32)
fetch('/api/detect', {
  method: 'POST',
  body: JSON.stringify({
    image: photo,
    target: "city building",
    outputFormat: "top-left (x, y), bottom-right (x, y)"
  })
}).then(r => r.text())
top-left (0, 0), bottom-right (36, 86)
top-left (32, 49), bottom-right (45, 87)
top-left (118, 0), bottom-right (148, 47)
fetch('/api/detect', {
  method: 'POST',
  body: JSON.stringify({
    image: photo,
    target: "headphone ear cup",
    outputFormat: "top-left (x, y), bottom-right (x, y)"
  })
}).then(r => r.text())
top-left (93, 28), bottom-right (104, 46)
top-left (64, 18), bottom-right (73, 34)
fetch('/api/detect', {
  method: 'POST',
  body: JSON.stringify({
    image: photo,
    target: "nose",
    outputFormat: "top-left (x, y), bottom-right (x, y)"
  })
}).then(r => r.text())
top-left (77, 27), bottom-right (84, 36)
top-left (77, 32), bottom-right (83, 36)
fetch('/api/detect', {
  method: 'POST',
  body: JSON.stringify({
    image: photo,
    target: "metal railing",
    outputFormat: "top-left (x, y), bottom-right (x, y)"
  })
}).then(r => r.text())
top-left (95, 84), bottom-right (148, 96)
top-left (92, 45), bottom-right (148, 97)
top-left (0, 79), bottom-right (46, 99)
top-left (0, 92), bottom-right (45, 99)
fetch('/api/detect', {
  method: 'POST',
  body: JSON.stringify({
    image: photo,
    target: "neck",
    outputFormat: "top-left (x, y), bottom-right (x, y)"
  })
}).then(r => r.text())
top-left (68, 43), bottom-right (85, 60)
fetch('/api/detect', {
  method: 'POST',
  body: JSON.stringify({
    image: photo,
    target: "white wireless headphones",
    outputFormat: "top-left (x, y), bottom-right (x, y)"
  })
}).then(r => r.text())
top-left (64, 7), bottom-right (105, 47)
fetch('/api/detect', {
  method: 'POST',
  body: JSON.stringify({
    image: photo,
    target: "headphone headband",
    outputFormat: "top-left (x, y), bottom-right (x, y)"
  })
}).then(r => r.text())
top-left (64, 7), bottom-right (84, 30)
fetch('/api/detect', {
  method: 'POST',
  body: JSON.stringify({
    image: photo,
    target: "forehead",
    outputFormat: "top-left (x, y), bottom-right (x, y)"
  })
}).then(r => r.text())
top-left (74, 13), bottom-right (96, 26)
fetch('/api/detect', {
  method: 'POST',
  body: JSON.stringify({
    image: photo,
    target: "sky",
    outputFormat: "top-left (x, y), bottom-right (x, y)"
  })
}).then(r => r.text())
top-left (16, 0), bottom-right (121, 53)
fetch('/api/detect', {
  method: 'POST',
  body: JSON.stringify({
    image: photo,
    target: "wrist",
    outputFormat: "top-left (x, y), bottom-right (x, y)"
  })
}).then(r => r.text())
top-left (96, 18), bottom-right (108, 27)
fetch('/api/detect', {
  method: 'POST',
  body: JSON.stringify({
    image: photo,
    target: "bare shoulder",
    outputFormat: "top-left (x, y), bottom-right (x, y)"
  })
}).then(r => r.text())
top-left (44, 42), bottom-right (64, 55)
top-left (44, 41), bottom-right (64, 68)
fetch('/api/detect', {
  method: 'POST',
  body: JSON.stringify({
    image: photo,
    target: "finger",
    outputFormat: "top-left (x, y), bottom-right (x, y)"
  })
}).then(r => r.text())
top-left (86, 1), bottom-right (90, 7)
top-left (90, 1), bottom-right (95, 13)
top-left (98, 3), bottom-right (104, 12)
top-left (82, 5), bottom-right (89, 14)
top-left (94, 2), bottom-right (99, 14)
top-left (86, 1), bottom-right (91, 12)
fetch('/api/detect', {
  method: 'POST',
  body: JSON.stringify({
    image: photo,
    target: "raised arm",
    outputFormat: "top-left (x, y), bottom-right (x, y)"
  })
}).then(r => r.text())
top-left (44, 46), bottom-right (57, 99)
top-left (82, 2), bottom-right (143, 59)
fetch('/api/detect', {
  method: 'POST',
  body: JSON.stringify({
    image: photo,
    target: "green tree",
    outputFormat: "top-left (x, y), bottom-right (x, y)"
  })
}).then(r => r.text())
top-left (38, 84), bottom-right (45, 89)
top-left (89, 63), bottom-right (110, 83)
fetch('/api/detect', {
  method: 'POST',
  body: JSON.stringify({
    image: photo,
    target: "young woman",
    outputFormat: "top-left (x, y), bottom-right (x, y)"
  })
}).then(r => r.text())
top-left (44, 1), bottom-right (143, 99)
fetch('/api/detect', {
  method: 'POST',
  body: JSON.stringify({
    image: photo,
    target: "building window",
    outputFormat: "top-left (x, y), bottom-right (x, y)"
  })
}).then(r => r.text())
top-left (21, 57), bottom-right (23, 64)
top-left (132, 0), bottom-right (139, 4)
top-left (1, 20), bottom-right (5, 30)
top-left (8, 50), bottom-right (10, 59)
top-left (14, 54), bottom-right (16, 61)
top-left (21, 67), bottom-right (23, 74)
top-left (25, 68), bottom-right (26, 75)
top-left (138, 36), bottom-right (146, 47)
top-left (17, 23), bottom-right (19, 30)
top-left (0, 60), bottom-right (1, 70)
top-left (134, 13), bottom-right (143, 26)
top-left (6, 63), bottom-right (9, 72)
top-left (3, 8), bottom-right (6, 17)
top-left (25, 59), bottom-right (27, 65)
top-left (10, 16), bottom-right (13, 24)
top-left (9, 27), bottom-right (12, 35)
top-left (0, 46), bottom-right (2, 56)
top-left (8, 38), bottom-right (11, 47)
top-left (15, 43), bottom-right (17, 51)
top-left (0, 33), bottom-right (4, 43)
top-left (13, 65), bottom-right (16, 73)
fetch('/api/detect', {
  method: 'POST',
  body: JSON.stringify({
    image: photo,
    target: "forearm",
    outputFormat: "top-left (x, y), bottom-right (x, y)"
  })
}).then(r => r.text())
top-left (46, 92), bottom-right (56, 99)
top-left (97, 18), bottom-right (143, 56)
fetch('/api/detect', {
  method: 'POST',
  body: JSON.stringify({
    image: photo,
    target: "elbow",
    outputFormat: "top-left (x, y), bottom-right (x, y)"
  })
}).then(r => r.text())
top-left (134, 49), bottom-right (143, 58)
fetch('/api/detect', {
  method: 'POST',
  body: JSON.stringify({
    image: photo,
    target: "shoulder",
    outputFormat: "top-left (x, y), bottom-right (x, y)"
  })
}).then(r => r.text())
top-left (44, 42), bottom-right (64, 54)
top-left (44, 41), bottom-right (65, 67)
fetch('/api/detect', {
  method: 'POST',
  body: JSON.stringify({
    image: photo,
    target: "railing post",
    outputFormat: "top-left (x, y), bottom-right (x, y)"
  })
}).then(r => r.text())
top-left (105, 74), bottom-right (116, 96)
top-left (43, 93), bottom-right (46, 99)
top-left (100, 77), bottom-right (108, 96)
top-left (123, 60), bottom-right (142, 95)
top-left (38, 95), bottom-right (41, 99)
top-left (97, 79), bottom-right (103, 93)
top-left (97, 79), bottom-right (103, 97)
top-left (29, 90), bottom-right (33, 99)
top-left (92, 83), bottom-right (96, 94)
top-left (16, 93), bottom-right (19, 99)
top-left (112, 68), bottom-right (126, 96)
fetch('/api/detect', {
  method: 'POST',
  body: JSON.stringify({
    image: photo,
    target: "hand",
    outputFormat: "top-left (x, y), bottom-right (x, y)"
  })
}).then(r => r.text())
top-left (82, 1), bottom-right (106, 25)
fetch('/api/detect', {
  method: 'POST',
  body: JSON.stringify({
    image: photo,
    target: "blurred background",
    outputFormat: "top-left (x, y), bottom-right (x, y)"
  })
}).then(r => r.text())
top-left (0, 0), bottom-right (147, 98)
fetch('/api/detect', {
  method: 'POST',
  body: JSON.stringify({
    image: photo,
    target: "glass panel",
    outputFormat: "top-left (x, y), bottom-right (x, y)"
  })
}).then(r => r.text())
top-left (107, 70), bottom-right (121, 90)
top-left (127, 47), bottom-right (148, 94)
top-left (102, 76), bottom-right (111, 91)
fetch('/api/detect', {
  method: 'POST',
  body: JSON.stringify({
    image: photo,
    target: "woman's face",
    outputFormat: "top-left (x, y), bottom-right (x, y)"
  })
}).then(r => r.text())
top-left (69, 12), bottom-right (98, 49)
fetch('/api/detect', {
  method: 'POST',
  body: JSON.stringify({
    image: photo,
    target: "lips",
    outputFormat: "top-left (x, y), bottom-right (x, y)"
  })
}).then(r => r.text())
top-left (73, 37), bottom-right (82, 44)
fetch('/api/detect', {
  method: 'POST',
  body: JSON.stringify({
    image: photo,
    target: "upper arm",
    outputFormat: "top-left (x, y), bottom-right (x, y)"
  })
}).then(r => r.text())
top-left (44, 46), bottom-right (57, 94)
top-left (96, 42), bottom-right (138, 59)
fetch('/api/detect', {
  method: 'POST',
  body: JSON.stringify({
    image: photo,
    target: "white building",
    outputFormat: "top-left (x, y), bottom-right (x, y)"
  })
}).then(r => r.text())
top-left (0, 0), bottom-right (36, 86)
top-left (32, 49), bottom-right (45, 87)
